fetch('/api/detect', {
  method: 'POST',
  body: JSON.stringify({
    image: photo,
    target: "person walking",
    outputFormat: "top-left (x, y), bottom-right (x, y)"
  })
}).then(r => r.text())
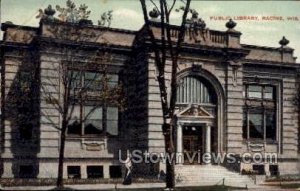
top-left (123, 154), bottom-right (132, 185)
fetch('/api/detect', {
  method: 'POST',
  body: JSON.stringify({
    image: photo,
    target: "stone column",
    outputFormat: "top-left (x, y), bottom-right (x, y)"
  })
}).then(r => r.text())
top-left (1, 162), bottom-right (13, 178)
top-left (103, 164), bottom-right (110, 178)
top-left (205, 125), bottom-right (211, 164)
top-left (81, 165), bottom-right (87, 179)
top-left (176, 124), bottom-right (183, 164)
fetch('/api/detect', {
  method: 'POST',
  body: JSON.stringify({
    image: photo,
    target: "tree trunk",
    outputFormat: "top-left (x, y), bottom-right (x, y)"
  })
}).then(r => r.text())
top-left (139, 0), bottom-right (191, 189)
top-left (56, 120), bottom-right (67, 188)
top-left (163, 123), bottom-right (175, 188)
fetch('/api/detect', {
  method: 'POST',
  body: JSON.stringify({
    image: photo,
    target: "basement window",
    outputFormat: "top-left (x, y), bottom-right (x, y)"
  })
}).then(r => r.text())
top-left (253, 164), bottom-right (265, 175)
top-left (269, 165), bottom-right (279, 176)
top-left (109, 165), bottom-right (122, 178)
top-left (19, 165), bottom-right (35, 178)
top-left (87, 166), bottom-right (103, 178)
top-left (67, 166), bottom-right (81, 179)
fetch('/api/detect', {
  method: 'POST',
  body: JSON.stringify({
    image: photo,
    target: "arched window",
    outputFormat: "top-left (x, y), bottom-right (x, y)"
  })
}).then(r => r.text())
top-left (177, 76), bottom-right (215, 104)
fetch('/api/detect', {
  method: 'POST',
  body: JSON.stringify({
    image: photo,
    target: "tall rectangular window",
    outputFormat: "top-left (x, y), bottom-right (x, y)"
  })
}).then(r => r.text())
top-left (243, 84), bottom-right (276, 142)
top-left (67, 70), bottom-right (120, 137)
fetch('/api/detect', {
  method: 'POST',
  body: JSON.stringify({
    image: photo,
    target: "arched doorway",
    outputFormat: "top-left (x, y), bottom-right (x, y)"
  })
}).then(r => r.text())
top-left (175, 70), bottom-right (224, 165)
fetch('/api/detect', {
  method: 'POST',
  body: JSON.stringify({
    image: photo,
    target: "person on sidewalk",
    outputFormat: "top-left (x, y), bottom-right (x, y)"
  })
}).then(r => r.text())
top-left (122, 154), bottom-right (132, 185)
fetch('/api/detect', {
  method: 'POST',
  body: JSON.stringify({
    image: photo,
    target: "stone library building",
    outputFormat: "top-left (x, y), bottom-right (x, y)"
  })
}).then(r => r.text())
top-left (0, 9), bottom-right (299, 185)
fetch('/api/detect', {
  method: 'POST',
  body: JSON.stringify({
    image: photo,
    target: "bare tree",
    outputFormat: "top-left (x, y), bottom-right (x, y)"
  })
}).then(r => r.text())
top-left (139, 0), bottom-right (191, 188)
top-left (36, 0), bottom-right (124, 188)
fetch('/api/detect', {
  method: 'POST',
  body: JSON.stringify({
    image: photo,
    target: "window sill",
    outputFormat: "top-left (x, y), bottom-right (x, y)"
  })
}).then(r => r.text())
top-left (243, 139), bottom-right (278, 145)
top-left (19, 140), bottom-right (39, 144)
top-left (265, 140), bottom-right (278, 144)
top-left (66, 135), bottom-right (118, 140)
top-left (244, 138), bottom-right (264, 143)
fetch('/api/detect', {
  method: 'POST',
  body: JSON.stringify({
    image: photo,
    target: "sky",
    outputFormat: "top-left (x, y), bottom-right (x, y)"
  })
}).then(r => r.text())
top-left (1, 0), bottom-right (300, 61)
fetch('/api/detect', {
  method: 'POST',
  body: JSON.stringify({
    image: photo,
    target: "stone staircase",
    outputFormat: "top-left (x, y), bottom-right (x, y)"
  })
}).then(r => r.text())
top-left (175, 165), bottom-right (257, 188)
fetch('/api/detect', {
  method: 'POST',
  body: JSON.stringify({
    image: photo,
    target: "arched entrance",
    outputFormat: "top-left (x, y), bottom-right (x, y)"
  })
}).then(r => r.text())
top-left (175, 70), bottom-right (225, 165)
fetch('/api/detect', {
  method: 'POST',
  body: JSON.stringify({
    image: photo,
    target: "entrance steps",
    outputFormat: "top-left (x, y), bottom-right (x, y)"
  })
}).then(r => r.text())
top-left (175, 164), bottom-right (259, 188)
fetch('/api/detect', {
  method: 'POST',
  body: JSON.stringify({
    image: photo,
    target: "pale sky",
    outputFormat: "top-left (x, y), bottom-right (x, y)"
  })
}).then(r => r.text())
top-left (1, 0), bottom-right (300, 61)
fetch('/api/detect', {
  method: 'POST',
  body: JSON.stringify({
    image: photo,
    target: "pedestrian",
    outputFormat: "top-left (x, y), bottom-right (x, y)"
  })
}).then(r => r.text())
top-left (122, 154), bottom-right (132, 185)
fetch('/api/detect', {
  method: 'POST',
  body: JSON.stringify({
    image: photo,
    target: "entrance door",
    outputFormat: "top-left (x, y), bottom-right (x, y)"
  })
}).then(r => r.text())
top-left (182, 126), bottom-right (203, 165)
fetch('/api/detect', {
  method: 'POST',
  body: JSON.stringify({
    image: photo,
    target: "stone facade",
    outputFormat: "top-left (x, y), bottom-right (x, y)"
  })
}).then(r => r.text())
top-left (0, 18), bottom-right (299, 180)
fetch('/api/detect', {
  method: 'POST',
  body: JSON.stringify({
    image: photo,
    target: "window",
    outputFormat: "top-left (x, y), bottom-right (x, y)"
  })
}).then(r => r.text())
top-left (84, 72), bottom-right (102, 91)
top-left (67, 105), bottom-right (118, 136)
top-left (264, 86), bottom-right (274, 99)
top-left (107, 74), bottom-right (119, 87)
top-left (243, 84), bottom-right (276, 141)
top-left (269, 165), bottom-right (279, 176)
top-left (248, 85), bottom-right (262, 98)
top-left (67, 70), bottom-right (119, 136)
top-left (107, 107), bottom-right (118, 136)
top-left (67, 166), bottom-right (81, 179)
top-left (87, 166), bottom-right (103, 178)
top-left (266, 111), bottom-right (276, 139)
top-left (67, 105), bottom-right (81, 135)
top-left (84, 106), bottom-right (103, 134)
top-left (68, 71), bottom-right (118, 91)
top-left (19, 165), bottom-right (36, 178)
top-left (176, 76), bottom-right (216, 104)
top-left (109, 165), bottom-right (122, 178)
top-left (69, 71), bottom-right (82, 90)
top-left (253, 164), bottom-right (265, 175)
top-left (249, 111), bottom-right (264, 139)
top-left (245, 84), bottom-right (275, 100)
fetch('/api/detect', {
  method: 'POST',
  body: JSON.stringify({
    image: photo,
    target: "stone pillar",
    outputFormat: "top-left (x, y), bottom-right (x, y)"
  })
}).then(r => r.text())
top-left (206, 125), bottom-right (211, 153)
top-left (81, 165), bottom-right (87, 179)
top-left (2, 162), bottom-right (13, 178)
top-left (176, 124), bottom-right (183, 164)
top-left (103, 164), bottom-right (110, 178)
top-left (205, 125), bottom-right (211, 164)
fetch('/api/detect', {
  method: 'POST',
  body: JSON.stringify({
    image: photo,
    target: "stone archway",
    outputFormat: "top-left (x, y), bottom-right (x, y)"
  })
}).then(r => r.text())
top-left (175, 68), bottom-right (225, 156)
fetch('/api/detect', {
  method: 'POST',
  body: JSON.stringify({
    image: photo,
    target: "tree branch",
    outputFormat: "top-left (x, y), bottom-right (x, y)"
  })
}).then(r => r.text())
top-left (150, 0), bottom-right (160, 12)
top-left (140, 0), bottom-right (169, 120)
top-left (169, 0), bottom-right (191, 116)
top-left (168, 0), bottom-right (177, 15)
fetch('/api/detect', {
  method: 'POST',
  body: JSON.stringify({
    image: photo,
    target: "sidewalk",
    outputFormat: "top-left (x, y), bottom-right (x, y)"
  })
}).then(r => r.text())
top-left (1, 183), bottom-right (166, 191)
